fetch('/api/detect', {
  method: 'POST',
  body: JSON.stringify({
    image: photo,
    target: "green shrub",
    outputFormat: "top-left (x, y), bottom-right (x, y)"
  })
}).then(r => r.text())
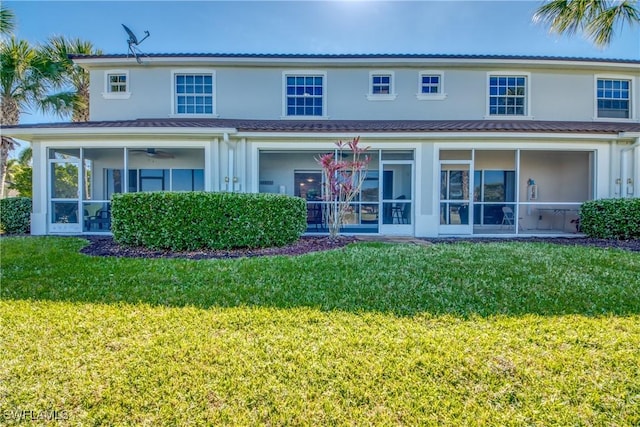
top-left (0, 197), bottom-right (31, 234)
top-left (111, 192), bottom-right (307, 250)
top-left (579, 198), bottom-right (640, 239)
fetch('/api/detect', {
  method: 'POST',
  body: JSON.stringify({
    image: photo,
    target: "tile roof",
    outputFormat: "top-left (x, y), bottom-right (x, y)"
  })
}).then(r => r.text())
top-left (68, 53), bottom-right (640, 64)
top-left (5, 119), bottom-right (640, 134)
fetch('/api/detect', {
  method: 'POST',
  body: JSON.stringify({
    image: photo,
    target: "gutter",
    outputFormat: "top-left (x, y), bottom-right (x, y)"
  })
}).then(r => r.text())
top-left (1, 127), bottom-right (239, 141)
top-left (4, 124), bottom-right (637, 143)
top-left (234, 131), bottom-right (625, 141)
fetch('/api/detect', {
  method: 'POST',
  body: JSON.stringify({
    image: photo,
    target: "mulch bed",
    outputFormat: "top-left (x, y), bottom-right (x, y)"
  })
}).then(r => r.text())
top-left (77, 235), bottom-right (640, 260)
top-left (79, 235), bottom-right (359, 260)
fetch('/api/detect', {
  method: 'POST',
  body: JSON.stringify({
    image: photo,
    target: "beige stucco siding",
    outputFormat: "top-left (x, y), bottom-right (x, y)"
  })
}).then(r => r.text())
top-left (89, 65), bottom-right (638, 122)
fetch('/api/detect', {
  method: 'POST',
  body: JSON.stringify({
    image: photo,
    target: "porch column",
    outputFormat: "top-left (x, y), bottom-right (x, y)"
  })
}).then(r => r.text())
top-left (30, 141), bottom-right (47, 235)
top-left (620, 136), bottom-right (640, 198)
top-left (205, 138), bottom-right (219, 192)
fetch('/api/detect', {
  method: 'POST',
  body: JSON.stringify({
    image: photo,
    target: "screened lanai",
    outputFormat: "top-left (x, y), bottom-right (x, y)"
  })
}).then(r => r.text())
top-left (258, 149), bottom-right (415, 235)
top-left (48, 147), bottom-right (205, 233)
top-left (439, 149), bottom-right (593, 235)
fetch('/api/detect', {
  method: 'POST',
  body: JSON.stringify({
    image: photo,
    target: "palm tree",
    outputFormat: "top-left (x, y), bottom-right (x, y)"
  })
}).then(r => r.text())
top-left (40, 36), bottom-right (103, 122)
top-left (0, 38), bottom-right (48, 197)
top-left (0, 7), bottom-right (100, 196)
top-left (533, 0), bottom-right (640, 47)
top-left (0, 6), bottom-right (17, 197)
top-left (0, 34), bottom-right (101, 196)
top-left (0, 38), bottom-right (40, 126)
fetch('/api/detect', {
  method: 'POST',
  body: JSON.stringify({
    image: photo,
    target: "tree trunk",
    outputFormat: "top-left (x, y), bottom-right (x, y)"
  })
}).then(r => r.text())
top-left (1, 95), bottom-right (20, 126)
top-left (1, 96), bottom-right (19, 198)
top-left (72, 85), bottom-right (90, 122)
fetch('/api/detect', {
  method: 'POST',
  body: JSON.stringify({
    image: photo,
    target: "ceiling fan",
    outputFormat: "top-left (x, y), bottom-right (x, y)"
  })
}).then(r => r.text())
top-left (129, 148), bottom-right (174, 159)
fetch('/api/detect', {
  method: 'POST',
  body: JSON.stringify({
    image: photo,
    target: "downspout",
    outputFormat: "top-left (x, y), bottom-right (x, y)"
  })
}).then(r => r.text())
top-left (236, 137), bottom-right (247, 193)
top-left (621, 144), bottom-right (629, 197)
top-left (223, 132), bottom-right (237, 193)
top-left (224, 132), bottom-right (231, 192)
top-left (610, 140), bottom-right (619, 197)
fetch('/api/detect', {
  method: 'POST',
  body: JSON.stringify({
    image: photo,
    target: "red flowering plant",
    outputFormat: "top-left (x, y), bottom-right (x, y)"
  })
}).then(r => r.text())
top-left (316, 137), bottom-right (370, 239)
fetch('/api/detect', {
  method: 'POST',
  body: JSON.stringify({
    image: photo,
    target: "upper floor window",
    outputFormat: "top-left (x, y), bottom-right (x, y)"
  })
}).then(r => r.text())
top-left (489, 75), bottom-right (527, 116)
top-left (284, 72), bottom-right (325, 117)
top-left (417, 71), bottom-right (446, 100)
top-left (372, 74), bottom-right (391, 94)
top-left (368, 71), bottom-right (396, 100)
top-left (174, 72), bottom-right (214, 115)
top-left (421, 74), bottom-right (440, 94)
top-left (103, 70), bottom-right (130, 99)
top-left (108, 74), bottom-right (127, 92)
top-left (597, 78), bottom-right (631, 119)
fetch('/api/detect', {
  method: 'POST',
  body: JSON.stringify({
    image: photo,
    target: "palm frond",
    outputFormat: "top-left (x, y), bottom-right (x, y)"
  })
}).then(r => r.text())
top-left (38, 91), bottom-right (77, 118)
top-left (39, 36), bottom-right (102, 121)
top-left (0, 6), bottom-right (16, 37)
top-left (17, 146), bottom-right (32, 166)
top-left (534, 0), bottom-right (639, 47)
top-left (533, 0), bottom-right (596, 35)
top-left (0, 38), bottom-right (39, 105)
top-left (585, 0), bottom-right (640, 46)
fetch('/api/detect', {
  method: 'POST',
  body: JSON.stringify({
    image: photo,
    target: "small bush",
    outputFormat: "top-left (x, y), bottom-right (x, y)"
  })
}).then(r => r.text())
top-left (579, 198), bottom-right (640, 239)
top-left (111, 192), bottom-right (307, 250)
top-left (0, 197), bottom-right (32, 234)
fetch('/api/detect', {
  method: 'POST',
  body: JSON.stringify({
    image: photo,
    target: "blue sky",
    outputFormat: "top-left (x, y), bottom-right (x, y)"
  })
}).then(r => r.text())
top-left (6, 0), bottom-right (640, 125)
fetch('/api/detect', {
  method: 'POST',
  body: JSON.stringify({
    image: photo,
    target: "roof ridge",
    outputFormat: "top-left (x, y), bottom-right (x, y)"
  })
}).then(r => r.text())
top-left (68, 53), bottom-right (640, 63)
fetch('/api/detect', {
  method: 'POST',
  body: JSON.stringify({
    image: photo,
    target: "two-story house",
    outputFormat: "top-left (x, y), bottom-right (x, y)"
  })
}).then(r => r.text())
top-left (3, 53), bottom-right (639, 237)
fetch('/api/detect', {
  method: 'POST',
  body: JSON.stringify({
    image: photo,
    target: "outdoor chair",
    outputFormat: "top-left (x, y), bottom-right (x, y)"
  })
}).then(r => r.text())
top-left (87, 209), bottom-right (111, 231)
top-left (501, 206), bottom-right (515, 228)
top-left (392, 195), bottom-right (407, 224)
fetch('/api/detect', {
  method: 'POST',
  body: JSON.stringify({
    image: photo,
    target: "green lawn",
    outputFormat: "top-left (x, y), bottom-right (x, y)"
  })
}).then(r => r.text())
top-left (1, 237), bottom-right (639, 425)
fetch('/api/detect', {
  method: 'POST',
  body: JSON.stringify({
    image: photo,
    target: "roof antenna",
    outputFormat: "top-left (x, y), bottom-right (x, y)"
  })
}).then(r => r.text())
top-left (122, 24), bottom-right (150, 64)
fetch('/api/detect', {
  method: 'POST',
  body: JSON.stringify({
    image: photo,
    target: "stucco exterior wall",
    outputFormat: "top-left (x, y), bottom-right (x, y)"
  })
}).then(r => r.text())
top-left (88, 65), bottom-right (639, 122)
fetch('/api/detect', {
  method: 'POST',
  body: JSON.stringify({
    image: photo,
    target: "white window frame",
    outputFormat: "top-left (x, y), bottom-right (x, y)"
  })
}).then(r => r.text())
top-left (170, 69), bottom-right (217, 117)
top-left (102, 70), bottom-right (130, 99)
top-left (593, 74), bottom-right (635, 121)
top-left (485, 71), bottom-right (533, 120)
top-left (367, 70), bottom-right (397, 101)
top-left (416, 70), bottom-right (446, 101)
top-left (281, 70), bottom-right (328, 119)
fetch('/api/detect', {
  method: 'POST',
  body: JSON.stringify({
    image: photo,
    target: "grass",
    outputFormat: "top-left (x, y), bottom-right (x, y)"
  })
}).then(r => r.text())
top-left (1, 237), bottom-right (639, 425)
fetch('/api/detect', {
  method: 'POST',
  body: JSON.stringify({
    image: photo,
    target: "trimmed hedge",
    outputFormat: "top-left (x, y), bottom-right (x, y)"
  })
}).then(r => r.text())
top-left (111, 192), bottom-right (307, 250)
top-left (579, 198), bottom-right (640, 239)
top-left (0, 197), bottom-right (31, 234)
